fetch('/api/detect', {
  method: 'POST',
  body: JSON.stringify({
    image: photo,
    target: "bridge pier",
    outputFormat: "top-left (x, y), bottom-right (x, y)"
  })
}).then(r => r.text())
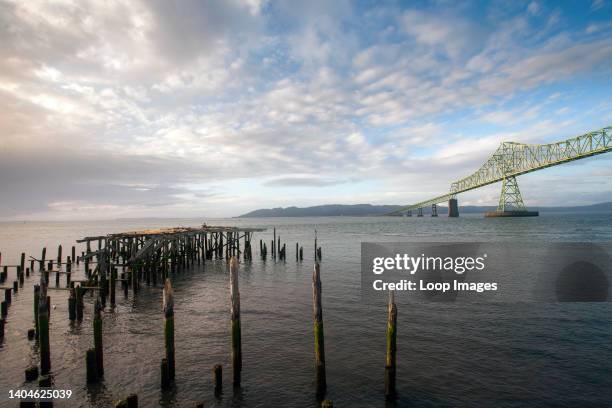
top-left (448, 198), bottom-right (459, 217)
top-left (417, 208), bottom-right (423, 217)
top-left (431, 204), bottom-right (438, 217)
top-left (485, 176), bottom-right (538, 217)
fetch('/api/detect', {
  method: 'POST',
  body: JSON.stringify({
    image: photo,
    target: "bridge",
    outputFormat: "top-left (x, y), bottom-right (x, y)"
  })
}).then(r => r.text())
top-left (392, 125), bottom-right (611, 217)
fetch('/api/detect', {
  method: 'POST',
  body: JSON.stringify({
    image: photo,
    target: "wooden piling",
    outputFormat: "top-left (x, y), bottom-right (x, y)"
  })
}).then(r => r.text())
top-left (114, 394), bottom-right (138, 408)
top-left (384, 291), bottom-right (397, 399)
top-left (312, 262), bottom-right (326, 397)
top-left (93, 297), bottom-right (104, 377)
top-left (213, 364), bottom-right (223, 395)
top-left (314, 230), bottom-right (317, 261)
top-left (25, 366), bottom-right (39, 382)
top-left (0, 318), bottom-right (4, 340)
top-left (161, 359), bottom-right (170, 390)
top-left (86, 348), bottom-right (98, 383)
top-left (163, 279), bottom-right (175, 385)
top-left (0, 301), bottom-right (6, 318)
top-left (41, 247), bottom-right (46, 271)
top-left (38, 284), bottom-right (51, 374)
top-left (76, 285), bottom-right (84, 320)
top-left (57, 245), bottom-right (62, 266)
top-left (33, 285), bottom-right (40, 337)
top-left (229, 257), bottom-right (241, 386)
top-left (68, 288), bottom-right (76, 321)
top-left (110, 267), bottom-right (116, 306)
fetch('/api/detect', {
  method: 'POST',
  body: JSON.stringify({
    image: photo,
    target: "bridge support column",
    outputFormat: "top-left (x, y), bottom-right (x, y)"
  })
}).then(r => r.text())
top-left (485, 176), bottom-right (538, 217)
top-left (406, 210), bottom-right (412, 217)
top-left (431, 204), bottom-right (438, 217)
top-left (417, 208), bottom-right (423, 217)
top-left (448, 198), bottom-right (459, 217)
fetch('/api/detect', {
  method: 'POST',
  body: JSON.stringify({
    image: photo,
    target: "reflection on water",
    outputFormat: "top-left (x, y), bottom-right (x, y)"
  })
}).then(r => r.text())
top-left (0, 214), bottom-right (611, 407)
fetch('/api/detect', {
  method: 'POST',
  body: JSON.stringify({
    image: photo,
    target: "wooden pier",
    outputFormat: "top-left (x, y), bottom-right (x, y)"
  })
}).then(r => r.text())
top-left (0, 223), bottom-right (368, 408)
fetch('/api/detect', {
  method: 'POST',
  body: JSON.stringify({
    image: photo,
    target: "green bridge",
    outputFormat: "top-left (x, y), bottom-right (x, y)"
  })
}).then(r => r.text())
top-left (394, 125), bottom-right (611, 217)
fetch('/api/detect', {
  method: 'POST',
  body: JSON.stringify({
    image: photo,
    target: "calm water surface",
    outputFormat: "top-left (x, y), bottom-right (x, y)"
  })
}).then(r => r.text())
top-left (0, 213), bottom-right (611, 407)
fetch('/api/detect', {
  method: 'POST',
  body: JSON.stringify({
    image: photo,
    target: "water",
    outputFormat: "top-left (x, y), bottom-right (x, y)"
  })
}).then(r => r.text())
top-left (0, 213), bottom-right (611, 407)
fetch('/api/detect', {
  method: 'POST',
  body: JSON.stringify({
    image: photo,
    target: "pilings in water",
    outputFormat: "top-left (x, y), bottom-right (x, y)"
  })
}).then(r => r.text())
top-left (161, 279), bottom-right (175, 389)
top-left (384, 291), bottom-right (397, 399)
top-left (312, 262), bottom-right (326, 397)
top-left (230, 257), bottom-right (242, 387)
top-left (93, 297), bottom-right (104, 379)
top-left (38, 279), bottom-right (51, 375)
top-left (213, 364), bottom-right (223, 395)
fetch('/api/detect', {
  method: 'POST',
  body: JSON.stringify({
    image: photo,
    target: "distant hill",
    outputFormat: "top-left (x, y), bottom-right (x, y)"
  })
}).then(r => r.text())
top-left (238, 202), bottom-right (612, 217)
top-left (239, 204), bottom-right (403, 217)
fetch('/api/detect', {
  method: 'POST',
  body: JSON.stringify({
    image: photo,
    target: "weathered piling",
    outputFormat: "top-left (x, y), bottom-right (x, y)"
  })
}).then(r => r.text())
top-left (161, 358), bottom-right (170, 390)
top-left (162, 278), bottom-right (175, 388)
top-left (33, 285), bottom-right (40, 336)
top-left (300, 246), bottom-right (304, 261)
top-left (1, 300), bottom-right (7, 318)
top-left (110, 267), bottom-right (116, 306)
top-left (86, 348), bottom-right (97, 383)
top-left (114, 394), bottom-right (138, 408)
top-left (213, 364), bottom-right (223, 395)
top-left (38, 283), bottom-right (51, 374)
top-left (76, 285), bottom-right (84, 320)
top-left (230, 257), bottom-right (242, 386)
top-left (0, 317), bottom-right (4, 340)
top-left (296, 243), bottom-right (299, 261)
top-left (273, 228), bottom-right (276, 259)
top-left (384, 291), bottom-right (397, 399)
top-left (312, 262), bottom-right (326, 397)
top-left (314, 230), bottom-right (318, 260)
top-left (40, 247), bottom-right (46, 271)
top-left (25, 366), bottom-right (39, 382)
top-left (5, 287), bottom-right (11, 302)
top-left (57, 245), bottom-right (62, 266)
top-left (68, 288), bottom-right (76, 321)
top-left (93, 297), bottom-right (104, 378)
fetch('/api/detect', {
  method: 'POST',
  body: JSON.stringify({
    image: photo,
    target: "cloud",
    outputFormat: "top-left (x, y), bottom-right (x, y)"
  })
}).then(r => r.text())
top-left (264, 177), bottom-right (349, 187)
top-left (0, 1), bottom-right (610, 219)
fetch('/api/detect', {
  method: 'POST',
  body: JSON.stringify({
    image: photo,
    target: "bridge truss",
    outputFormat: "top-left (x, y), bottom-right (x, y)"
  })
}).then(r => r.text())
top-left (394, 126), bottom-right (611, 215)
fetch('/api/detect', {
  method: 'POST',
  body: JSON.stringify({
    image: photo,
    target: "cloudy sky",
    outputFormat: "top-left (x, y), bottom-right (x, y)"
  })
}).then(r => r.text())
top-left (1, 0), bottom-right (611, 220)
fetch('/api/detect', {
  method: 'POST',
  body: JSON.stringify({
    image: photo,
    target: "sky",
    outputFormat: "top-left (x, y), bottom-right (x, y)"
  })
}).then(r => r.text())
top-left (1, 0), bottom-right (611, 220)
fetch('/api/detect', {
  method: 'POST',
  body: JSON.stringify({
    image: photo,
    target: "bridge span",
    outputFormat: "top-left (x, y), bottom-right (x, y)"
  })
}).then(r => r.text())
top-left (393, 125), bottom-right (611, 217)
